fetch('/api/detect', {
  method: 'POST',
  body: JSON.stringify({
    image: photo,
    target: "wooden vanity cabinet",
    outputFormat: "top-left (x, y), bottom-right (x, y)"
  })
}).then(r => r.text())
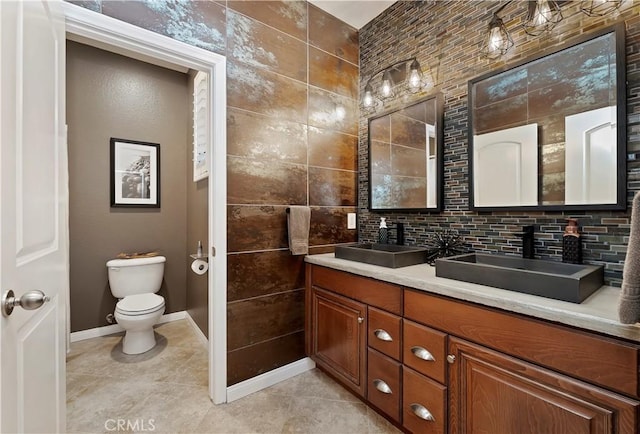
top-left (307, 265), bottom-right (640, 433)
top-left (306, 265), bottom-right (403, 400)
top-left (448, 337), bottom-right (639, 434)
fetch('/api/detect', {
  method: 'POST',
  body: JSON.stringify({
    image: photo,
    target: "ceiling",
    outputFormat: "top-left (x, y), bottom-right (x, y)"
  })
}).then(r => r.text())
top-left (308, 0), bottom-right (396, 29)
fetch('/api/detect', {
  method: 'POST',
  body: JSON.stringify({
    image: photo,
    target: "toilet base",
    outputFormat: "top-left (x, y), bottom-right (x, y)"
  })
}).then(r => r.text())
top-left (122, 328), bottom-right (156, 355)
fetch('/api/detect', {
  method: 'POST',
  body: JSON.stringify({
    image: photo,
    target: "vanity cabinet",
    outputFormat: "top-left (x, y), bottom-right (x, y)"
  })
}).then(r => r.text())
top-left (306, 265), bottom-right (640, 433)
top-left (448, 337), bottom-right (639, 434)
top-left (306, 265), bottom-right (402, 399)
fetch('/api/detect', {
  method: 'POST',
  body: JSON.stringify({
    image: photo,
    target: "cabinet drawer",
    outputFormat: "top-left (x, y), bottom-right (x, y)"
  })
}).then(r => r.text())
top-left (368, 307), bottom-right (402, 360)
top-left (403, 319), bottom-right (447, 384)
top-left (310, 266), bottom-right (402, 315)
top-left (404, 289), bottom-right (640, 397)
top-left (403, 366), bottom-right (446, 434)
top-left (367, 348), bottom-right (402, 423)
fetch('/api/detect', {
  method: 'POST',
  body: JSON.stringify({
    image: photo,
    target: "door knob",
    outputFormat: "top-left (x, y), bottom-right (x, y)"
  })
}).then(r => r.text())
top-left (2, 290), bottom-right (50, 317)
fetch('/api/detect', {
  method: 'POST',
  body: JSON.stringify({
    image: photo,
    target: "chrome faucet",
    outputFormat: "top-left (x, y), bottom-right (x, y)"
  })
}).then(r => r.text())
top-left (516, 225), bottom-right (535, 259)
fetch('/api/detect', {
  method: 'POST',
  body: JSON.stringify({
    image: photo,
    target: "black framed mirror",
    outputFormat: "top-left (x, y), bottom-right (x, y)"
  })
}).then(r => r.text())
top-left (468, 23), bottom-right (626, 211)
top-left (368, 93), bottom-right (444, 212)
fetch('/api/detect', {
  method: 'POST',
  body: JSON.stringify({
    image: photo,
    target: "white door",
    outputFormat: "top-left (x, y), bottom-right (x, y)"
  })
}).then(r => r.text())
top-left (1, 1), bottom-right (67, 432)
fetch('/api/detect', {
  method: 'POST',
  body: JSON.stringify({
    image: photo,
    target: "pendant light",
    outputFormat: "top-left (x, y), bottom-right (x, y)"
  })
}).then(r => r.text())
top-left (523, 0), bottom-right (562, 36)
top-left (580, 0), bottom-right (622, 16)
top-left (481, 13), bottom-right (514, 59)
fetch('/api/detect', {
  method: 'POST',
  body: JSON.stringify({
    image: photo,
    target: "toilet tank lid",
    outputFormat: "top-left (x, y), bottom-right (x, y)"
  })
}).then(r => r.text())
top-left (107, 256), bottom-right (166, 268)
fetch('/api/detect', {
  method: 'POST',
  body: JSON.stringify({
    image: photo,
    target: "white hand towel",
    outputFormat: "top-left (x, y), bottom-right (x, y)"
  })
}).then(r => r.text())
top-left (619, 192), bottom-right (640, 323)
top-left (287, 206), bottom-right (311, 256)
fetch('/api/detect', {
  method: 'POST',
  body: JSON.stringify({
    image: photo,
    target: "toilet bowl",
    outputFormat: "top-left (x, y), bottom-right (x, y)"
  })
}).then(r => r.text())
top-left (106, 256), bottom-right (166, 355)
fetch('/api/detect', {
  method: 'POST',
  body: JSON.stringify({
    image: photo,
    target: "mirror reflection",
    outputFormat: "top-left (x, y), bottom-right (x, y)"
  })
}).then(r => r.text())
top-left (469, 25), bottom-right (625, 210)
top-left (369, 94), bottom-right (443, 211)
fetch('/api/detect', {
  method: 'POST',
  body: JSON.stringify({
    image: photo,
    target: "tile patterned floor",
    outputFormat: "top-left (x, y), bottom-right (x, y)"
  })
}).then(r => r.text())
top-left (67, 320), bottom-right (401, 433)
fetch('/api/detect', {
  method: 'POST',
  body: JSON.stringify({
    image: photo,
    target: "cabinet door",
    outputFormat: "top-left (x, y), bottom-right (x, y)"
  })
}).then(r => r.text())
top-left (449, 337), bottom-right (639, 434)
top-left (311, 287), bottom-right (367, 397)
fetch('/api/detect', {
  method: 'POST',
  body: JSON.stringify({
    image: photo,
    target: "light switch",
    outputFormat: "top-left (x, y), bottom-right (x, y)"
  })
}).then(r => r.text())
top-left (347, 213), bottom-right (357, 229)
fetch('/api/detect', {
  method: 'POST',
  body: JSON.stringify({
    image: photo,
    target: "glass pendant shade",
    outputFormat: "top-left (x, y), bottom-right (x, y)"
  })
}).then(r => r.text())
top-left (380, 70), bottom-right (395, 99)
top-left (407, 59), bottom-right (423, 93)
top-left (362, 83), bottom-right (374, 108)
top-left (580, 0), bottom-right (622, 16)
top-left (524, 0), bottom-right (562, 36)
top-left (481, 14), bottom-right (514, 59)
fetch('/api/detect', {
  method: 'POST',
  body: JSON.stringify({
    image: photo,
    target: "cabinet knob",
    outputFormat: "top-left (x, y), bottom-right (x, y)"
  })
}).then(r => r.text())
top-left (373, 329), bottom-right (393, 342)
top-left (357, 316), bottom-right (364, 324)
top-left (411, 346), bottom-right (435, 362)
top-left (410, 403), bottom-right (435, 421)
top-left (447, 354), bottom-right (456, 364)
top-left (372, 379), bottom-right (392, 394)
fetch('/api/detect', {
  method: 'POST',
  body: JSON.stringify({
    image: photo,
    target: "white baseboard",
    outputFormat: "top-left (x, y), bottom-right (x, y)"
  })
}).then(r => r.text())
top-left (184, 312), bottom-right (208, 348)
top-left (226, 357), bottom-right (316, 403)
top-left (70, 310), bottom-right (187, 342)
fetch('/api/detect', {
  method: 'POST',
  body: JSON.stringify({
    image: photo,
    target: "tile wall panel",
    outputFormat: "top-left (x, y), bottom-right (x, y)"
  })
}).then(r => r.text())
top-left (227, 108), bottom-right (307, 164)
top-left (308, 127), bottom-right (357, 171)
top-left (308, 87), bottom-right (358, 135)
top-left (227, 1), bottom-right (307, 41)
top-left (227, 10), bottom-right (307, 82)
top-left (359, 1), bottom-right (640, 286)
top-left (228, 250), bottom-right (305, 302)
top-left (308, 3), bottom-right (358, 64)
top-left (227, 156), bottom-right (307, 205)
top-left (310, 207), bottom-right (358, 245)
top-left (227, 205), bottom-right (288, 253)
top-left (227, 61), bottom-right (308, 124)
top-left (309, 46), bottom-right (358, 99)
top-left (101, 0), bottom-right (226, 54)
top-left (227, 331), bottom-right (305, 385)
top-left (309, 167), bottom-right (357, 207)
top-left (227, 289), bottom-right (304, 351)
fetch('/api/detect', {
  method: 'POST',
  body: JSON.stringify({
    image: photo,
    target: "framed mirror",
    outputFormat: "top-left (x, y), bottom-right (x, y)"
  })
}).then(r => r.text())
top-left (368, 93), bottom-right (444, 211)
top-left (469, 24), bottom-right (626, 211)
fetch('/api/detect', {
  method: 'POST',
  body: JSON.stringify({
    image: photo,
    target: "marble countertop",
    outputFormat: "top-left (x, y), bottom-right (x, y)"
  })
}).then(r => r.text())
top-left (305, 253), bottom-right (640, 343)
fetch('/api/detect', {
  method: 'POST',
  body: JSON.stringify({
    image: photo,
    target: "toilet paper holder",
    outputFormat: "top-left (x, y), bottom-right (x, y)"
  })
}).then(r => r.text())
top-left (189, 254), bottom-right (208, 261)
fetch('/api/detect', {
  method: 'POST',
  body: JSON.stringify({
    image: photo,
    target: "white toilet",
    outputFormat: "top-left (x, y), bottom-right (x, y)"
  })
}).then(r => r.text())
top-left (106, 256), bottom-right (166, 355)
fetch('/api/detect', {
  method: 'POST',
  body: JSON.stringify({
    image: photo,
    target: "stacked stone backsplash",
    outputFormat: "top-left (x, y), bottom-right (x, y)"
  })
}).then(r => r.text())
top-left (359, 1), bottom-right (640, 287)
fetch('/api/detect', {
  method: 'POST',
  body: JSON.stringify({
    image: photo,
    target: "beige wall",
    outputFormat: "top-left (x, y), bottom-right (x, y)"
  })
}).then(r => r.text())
top-left (67, 41), bottom-right (189, 332)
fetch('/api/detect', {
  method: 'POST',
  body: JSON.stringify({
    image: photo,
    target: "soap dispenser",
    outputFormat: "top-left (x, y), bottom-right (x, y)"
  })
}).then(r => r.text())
top-left (562, 218), bottom-right (582, 264)
top-left (378, 217), bottom-right (389, 244)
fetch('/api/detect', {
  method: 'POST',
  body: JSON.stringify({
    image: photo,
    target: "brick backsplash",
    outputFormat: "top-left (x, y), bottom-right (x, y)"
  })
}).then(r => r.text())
top-left (359, 1), bottom-right (640, 287)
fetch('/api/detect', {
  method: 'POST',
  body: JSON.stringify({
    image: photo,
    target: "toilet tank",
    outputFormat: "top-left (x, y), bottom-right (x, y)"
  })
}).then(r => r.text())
top-left (106, 256), bottom-right (166, 298)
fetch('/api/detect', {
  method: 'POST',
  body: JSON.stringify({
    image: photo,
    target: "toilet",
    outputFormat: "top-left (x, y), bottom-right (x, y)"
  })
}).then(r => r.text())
top-left (106, 256), bottom-right (166, 354)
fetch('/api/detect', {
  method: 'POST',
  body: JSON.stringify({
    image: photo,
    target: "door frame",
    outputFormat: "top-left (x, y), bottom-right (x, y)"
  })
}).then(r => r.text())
top-left (63, 3), bottom-right (228, 403)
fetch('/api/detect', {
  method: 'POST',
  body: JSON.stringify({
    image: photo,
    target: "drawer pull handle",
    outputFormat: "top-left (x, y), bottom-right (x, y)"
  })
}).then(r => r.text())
top-left (374, 329), bottom-right (393, 342)
top-left (373, 379), bottom-right (392, 394)
top-left (411, 346), bottom-right (435, 361)
top-left (410, 403), bottom-right (435, 421)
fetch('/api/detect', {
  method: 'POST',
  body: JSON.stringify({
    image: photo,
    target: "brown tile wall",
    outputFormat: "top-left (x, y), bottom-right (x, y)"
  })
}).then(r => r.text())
top-left (359, 1), bottom-right (640, 287)
top-left (70, 0), bottom-right (358, 385)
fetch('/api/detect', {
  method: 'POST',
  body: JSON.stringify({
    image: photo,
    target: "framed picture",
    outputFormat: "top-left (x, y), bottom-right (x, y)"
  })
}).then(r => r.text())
top-left (110, 138), bottom-right (160, 208)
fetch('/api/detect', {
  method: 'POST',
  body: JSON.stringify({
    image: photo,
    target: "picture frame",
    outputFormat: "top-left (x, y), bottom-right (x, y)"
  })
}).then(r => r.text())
top-left (110, 138), bottom-right (160, 208)
top-left (468, 23), bottom-right (626, 212)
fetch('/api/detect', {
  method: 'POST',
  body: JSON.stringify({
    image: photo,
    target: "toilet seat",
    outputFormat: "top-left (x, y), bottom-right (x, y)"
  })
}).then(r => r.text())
top-left (116, 293), bottom-right (164, 316)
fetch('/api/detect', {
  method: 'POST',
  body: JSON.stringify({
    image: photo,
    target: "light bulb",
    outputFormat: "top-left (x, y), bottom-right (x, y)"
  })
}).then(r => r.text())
top-left (380, 70), bottom-right (394, 99)
top-left (408, 59), bottom-right (422, 93)
top-left (363, 85), bottom-right (374, 108)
